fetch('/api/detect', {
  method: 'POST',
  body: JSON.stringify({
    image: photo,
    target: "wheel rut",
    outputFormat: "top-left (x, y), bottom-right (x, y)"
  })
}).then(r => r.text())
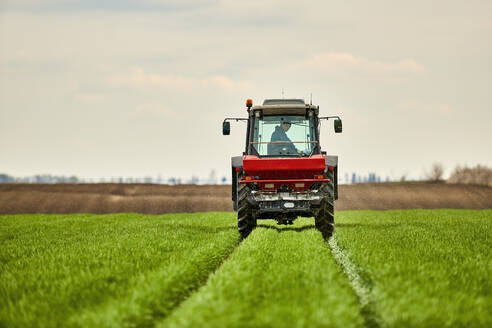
top-left (157, 236), bottom-right (243, 322)
top-left (328, 234), bottom-right (382, 328)
top-left (69, 230), bottom-right (243, 328)
top-left (159, 222), bottom-right (368, 327)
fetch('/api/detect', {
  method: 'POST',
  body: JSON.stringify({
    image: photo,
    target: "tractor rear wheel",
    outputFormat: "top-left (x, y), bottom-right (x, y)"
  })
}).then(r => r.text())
top-left (315, 182), bottom-right (335, 238)
top-left (237, 184), bottom-right (256, 237)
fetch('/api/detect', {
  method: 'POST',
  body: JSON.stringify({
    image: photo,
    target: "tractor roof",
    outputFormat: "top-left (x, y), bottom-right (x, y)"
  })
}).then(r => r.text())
top-left (262, 99), bottom-right (305, 105)
top-left (252, 99), bottom-right (319, 116)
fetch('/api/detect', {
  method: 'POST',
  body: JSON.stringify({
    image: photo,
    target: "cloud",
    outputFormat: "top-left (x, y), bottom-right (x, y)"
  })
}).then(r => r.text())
top-left (106, 68), bottom-right (254, 92)
top-left (397, 100), bottom-right (452, 115)
top-left (1, 0), bottom-right (68, 5)
top-left (0, 0), bottom-right (216, 12)
top-left (218, 0), bottom-right (289, 15)
top-left (73, 92), bottom-right (104, 103)
top-left (298, 52), bottom-right (426, 77)
top-left (136, 103), bottom-right (177, 118)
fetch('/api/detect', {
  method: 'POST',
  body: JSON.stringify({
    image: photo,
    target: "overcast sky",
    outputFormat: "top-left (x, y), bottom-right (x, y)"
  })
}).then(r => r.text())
top-left (1, 0), bottom-right (491, 180)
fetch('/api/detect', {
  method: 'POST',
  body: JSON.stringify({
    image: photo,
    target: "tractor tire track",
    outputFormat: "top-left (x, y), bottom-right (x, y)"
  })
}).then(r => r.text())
top-left (69, 228), bottom-right (242, 328)
top-left (158, 236), bottom-right (243, 318)
top-left (328, 234), bottom-right (382, 328)
top-left (160, 223), bottom-right (367, 328)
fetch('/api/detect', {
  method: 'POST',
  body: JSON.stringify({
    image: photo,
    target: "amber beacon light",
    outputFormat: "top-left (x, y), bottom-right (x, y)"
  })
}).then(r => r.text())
top-left (246, 99), bottom-right (253, 108)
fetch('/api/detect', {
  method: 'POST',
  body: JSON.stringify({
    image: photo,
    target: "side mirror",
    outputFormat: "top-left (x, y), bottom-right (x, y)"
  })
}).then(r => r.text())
top-left (334, 119), bottom-right (342, 133)
top-left (222, 121), bottom-right (230, 135)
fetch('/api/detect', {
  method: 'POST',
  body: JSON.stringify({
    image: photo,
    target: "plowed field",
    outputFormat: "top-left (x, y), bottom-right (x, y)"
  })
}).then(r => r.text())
top-left (0, 183), bottom-right (491, 214)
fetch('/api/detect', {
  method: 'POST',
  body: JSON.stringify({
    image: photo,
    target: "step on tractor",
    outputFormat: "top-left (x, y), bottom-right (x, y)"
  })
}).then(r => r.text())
top-left (222, 98), bottom-right (343, 238)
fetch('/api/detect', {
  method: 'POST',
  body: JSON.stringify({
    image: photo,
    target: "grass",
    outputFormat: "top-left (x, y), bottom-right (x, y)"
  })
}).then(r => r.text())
top-left (0, 210), bottom-right (491, 327)
top-left (0, 213), bottom-right (239, 328)
top-left (160, 219), bottom-right (365, 328)
top-left (335, 209), bottom-right (492, 327)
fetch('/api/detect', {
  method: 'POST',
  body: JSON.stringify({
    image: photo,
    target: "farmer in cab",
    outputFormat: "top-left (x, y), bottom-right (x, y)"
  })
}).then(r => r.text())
top-left (269, 118), bottom-right (298, 155)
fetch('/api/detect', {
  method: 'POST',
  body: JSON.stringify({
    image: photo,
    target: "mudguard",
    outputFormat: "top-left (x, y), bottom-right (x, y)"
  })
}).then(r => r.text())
top-left (325, 155), bottom-right (339, 200)
top-left (231, 156), bottom-right (243, 210)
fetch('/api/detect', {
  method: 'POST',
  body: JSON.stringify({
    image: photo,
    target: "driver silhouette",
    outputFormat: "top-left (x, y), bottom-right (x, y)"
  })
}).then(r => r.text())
top-left (268, 120), bottom-right (298, 155)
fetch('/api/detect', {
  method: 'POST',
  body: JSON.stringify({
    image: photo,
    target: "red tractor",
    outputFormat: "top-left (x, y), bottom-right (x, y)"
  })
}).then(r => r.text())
top-left (223, 98), bottom-right (342, 238)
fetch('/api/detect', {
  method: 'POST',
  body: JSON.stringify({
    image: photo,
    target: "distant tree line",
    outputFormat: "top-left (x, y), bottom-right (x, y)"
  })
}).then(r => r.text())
top-left (0, 174), bottom-right (79, 184)
top-left (0, 172), bottom-right (392, 185)
top-left (0, 173), bottom-right (228, 185)
top-left (447, 164), bottom-right (492, 186)
top-left (1, 164), bottom-right (490, 186)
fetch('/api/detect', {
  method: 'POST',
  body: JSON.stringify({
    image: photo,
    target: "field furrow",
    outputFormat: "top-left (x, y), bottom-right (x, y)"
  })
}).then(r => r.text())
top-left (335, 209), bottom-right (492, 327)
top-left (159, 218), bottom-right (365, 328)
top-left (0, 213), bottom-right (240, 328)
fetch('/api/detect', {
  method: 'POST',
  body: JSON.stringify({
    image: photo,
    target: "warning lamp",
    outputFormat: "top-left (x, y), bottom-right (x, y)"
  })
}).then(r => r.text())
top-left (246, 99), bottom-right (253, 109)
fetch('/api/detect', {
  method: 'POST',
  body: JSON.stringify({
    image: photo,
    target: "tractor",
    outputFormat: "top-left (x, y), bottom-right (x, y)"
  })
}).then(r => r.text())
top-left (222, 98), bottom-right (342, 238)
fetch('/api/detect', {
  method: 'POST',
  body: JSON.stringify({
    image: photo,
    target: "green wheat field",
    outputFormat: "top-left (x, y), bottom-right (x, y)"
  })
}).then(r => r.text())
top-left (1, 210), bottom-right (491, 327)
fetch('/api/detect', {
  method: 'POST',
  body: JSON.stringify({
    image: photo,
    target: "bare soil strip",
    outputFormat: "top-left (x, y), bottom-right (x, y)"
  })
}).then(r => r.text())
top-left (0, 183), bottom-right (490, 214)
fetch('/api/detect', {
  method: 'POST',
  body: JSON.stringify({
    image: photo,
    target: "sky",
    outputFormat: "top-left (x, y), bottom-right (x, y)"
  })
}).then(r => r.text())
top-left (1, 0), bottom-right (491, 181)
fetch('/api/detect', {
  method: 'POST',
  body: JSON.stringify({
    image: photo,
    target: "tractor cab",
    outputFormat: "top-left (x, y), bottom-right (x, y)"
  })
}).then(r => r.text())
top-left (248, 99), bottom-right (320, 158)
top-left (223, 99), bottom-right (341, 157)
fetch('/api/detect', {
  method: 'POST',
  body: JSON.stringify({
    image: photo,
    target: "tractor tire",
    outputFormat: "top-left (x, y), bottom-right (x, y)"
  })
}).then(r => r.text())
top-left (237, 183), bottom-right (256, 238)
top-left (315, 181), bottom-right (335, 238)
